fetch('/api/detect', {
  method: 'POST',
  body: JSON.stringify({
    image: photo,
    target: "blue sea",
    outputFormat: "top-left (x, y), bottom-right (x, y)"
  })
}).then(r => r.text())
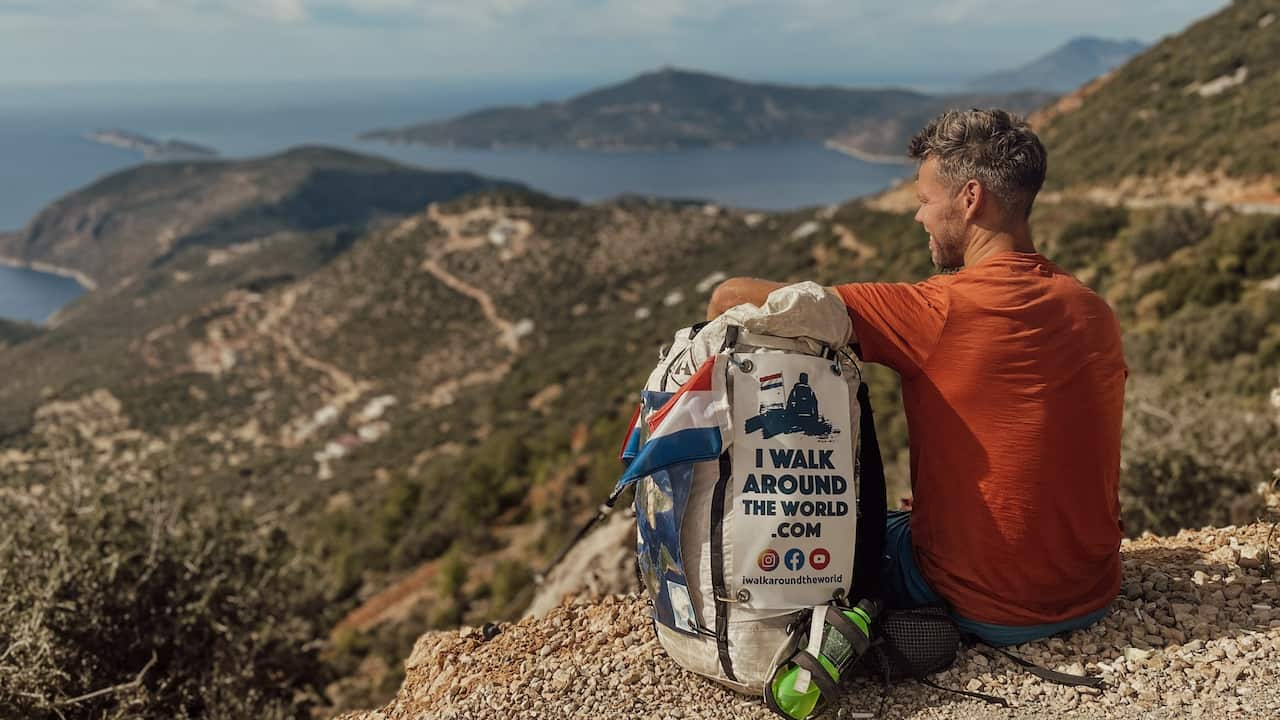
top-left (0, 79), bottom-right (909, 323)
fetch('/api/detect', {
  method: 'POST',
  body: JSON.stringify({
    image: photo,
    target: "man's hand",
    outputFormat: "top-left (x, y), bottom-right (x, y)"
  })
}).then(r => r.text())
top-left (706, 277), bottom-right (786, 320)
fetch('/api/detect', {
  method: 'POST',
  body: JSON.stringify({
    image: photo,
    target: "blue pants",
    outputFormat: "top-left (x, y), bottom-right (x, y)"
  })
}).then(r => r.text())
top-left (881, 511), bottom-right (1109, 647)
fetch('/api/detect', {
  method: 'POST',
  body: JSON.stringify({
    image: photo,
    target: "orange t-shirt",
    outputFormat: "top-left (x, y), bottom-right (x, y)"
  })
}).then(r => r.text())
top-left (835, 252), bottom-right (1126, 626)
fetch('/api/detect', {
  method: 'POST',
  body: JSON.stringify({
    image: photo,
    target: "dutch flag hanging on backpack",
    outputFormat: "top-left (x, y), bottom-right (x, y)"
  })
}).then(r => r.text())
top-left (611, 354), bottom-right (732, 501)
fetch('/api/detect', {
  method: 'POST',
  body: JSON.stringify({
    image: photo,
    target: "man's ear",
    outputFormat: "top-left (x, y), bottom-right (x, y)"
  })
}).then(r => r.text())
top-left (961, 179), bottom-right (984, 221)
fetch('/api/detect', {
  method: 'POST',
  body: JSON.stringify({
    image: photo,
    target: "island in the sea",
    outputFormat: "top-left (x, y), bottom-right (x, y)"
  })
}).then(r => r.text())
top-left (360, 67), bottom-right (1054, 159)
top-left (361, 37), bottom-right (1146, 159)
top-left (85, 129), bottom-right (219, 161)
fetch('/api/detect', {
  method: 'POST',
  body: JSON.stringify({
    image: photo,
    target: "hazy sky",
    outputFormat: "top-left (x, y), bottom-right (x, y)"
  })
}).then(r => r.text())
top-left (1, 0), bottom-right (1227, 89)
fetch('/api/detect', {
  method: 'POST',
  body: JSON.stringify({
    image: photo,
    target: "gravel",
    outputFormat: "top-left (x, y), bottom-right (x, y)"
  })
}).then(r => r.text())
top-left (337, 521), bottom-right (1280, 719)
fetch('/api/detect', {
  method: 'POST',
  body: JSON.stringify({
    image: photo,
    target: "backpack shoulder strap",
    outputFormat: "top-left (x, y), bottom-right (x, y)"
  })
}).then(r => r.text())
top-left (851, 381), bottom-right (887, 598)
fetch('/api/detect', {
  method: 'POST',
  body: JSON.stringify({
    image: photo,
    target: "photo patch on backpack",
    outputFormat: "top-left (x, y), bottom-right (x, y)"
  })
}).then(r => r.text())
top-left (636, 463), bottom-right (700, 636)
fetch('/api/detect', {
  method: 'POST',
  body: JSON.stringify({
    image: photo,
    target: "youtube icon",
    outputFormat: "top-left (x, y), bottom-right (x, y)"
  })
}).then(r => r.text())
top-left (809, 548), bottom-right (830, 570)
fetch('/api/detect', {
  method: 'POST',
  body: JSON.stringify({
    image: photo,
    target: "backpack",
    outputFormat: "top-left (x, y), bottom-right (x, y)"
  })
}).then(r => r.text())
top-left (610, 283), bottom-right (888, 695)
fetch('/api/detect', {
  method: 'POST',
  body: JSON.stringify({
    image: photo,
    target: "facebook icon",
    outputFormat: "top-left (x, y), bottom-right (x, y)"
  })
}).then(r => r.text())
top-left (784, 548), bottom-right (806, 572)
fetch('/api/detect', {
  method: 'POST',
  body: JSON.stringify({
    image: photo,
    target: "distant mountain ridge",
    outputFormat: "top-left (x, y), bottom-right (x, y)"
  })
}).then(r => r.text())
top-left (363, 67), bottom-right (1053, 158)
top-left (968, 36), bottom-right (1147, 93)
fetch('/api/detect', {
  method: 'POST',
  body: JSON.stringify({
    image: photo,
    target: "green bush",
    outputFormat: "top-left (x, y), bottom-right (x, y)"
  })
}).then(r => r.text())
top-left (437, 549), bottom-right (469, 600)
top-left (1121, 446), bottom-right (1261, 537)
top-left (0, 475), bottom-right (330, 720)
top-left (1140, 213), bottom-right (1280, 317)
top-left (1125, 299), bottom-right (1274, 377)
top-left (1045, 205), bottom-right (1128, 271)
top-left (1120, 378), bottom-right (1277, 536)
top-left (1125, 206), bottom-right (1211, 264)
top-left (487, 560), bottom-right (535, 618)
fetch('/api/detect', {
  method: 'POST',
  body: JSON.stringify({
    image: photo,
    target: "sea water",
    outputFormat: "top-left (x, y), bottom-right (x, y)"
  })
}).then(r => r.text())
top-left (0, 79), bottom-right (909, 322)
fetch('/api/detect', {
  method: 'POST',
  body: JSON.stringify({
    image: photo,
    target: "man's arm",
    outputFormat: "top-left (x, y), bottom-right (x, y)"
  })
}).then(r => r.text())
top-left (705, 277), bottom-right (786, 320)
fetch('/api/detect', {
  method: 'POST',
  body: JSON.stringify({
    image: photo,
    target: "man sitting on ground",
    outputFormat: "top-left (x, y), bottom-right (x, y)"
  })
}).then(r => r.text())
top-left (705, 108), bottom-right (1127, 646)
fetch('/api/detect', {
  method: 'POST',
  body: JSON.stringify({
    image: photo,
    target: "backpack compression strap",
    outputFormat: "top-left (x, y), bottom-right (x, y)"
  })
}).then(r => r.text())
top-left (710, 451), bottom-right (737, 681)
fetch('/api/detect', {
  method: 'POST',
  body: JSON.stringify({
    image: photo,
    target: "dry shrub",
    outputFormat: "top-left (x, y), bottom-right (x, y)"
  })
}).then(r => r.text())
top-left (1121, 376), bottom-right (1279, 536)
top-left (0, 473), bottom-right (330, 719)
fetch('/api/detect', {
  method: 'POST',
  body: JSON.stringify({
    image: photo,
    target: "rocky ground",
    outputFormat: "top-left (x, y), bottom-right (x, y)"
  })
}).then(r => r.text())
top-left (339, 521), bottom-right (1280, 720)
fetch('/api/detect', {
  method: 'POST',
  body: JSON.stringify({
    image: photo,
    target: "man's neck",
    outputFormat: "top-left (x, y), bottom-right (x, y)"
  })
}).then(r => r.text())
top-left (963, 223), bottom-right (1036, 268)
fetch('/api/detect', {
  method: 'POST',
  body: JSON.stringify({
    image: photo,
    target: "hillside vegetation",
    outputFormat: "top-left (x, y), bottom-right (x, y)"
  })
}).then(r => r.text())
top-left (0, 316), bottom-right (40, 347)
top-left (2, 167), bottom-right (1276, 712)
top-left (1039, 0), bottom-right (1279, 188)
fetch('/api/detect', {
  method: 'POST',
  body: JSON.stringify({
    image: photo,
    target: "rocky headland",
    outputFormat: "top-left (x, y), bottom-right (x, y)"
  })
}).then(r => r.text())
top-left (84, 129), bottom-right (219, 161)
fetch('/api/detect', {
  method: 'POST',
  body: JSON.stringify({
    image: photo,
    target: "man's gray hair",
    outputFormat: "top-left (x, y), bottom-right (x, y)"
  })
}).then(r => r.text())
top-left (908, 109), bottom-right (1047, 219)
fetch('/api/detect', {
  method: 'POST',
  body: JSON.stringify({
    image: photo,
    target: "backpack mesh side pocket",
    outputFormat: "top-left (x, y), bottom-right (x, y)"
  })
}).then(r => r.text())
top-left (861, 605), bottom-right (961, 681)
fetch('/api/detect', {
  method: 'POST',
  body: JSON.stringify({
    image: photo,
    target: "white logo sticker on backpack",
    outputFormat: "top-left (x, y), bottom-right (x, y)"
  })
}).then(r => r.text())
top-left (730, 353), bottom-right (858, 608)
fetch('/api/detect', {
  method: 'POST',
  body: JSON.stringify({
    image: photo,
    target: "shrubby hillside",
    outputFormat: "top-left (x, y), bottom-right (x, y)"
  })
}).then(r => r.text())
top-left (0, 393), bottom-right (328, 719)
top-left (0, 316), bottom-right (40, 347)
top-left (3, 169), bottom-right (1276, 712)
top-left (1038, 0), bottom-right (1279, 192)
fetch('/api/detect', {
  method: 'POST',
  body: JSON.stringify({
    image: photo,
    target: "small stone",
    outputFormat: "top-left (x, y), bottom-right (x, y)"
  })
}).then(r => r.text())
top-left (1222, 663), bottom-right (1247, 683)
top-left (548, 668), bottom-right (573, 691)
top-left (1211, 546), bottom-right (1241, 565)
top-left (1125, 647), bottom-right (1152, 662)
top-left (1060, 662), bottom-right (1086, 676)
top-left (1239, 545), bottom-right (1264, 569)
